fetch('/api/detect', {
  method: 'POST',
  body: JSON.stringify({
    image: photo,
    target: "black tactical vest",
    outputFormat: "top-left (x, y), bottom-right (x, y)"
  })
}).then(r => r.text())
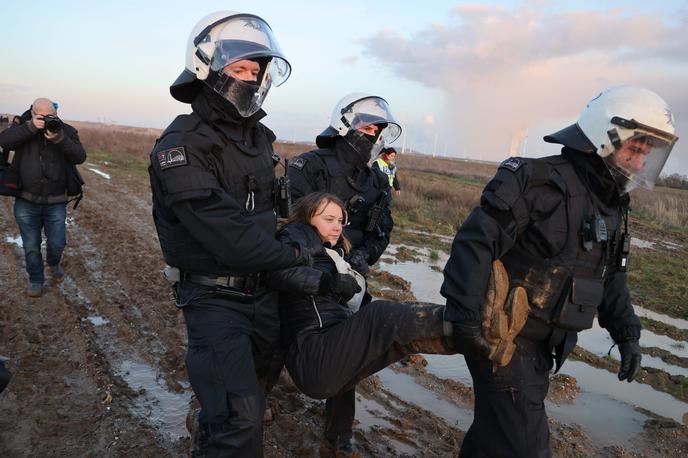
top-left (301, 149), bottom-right (388, 249)
top-left (500, 156), bottom-right (624, 333)
top-left (153, 114), bottom-right (278, 275)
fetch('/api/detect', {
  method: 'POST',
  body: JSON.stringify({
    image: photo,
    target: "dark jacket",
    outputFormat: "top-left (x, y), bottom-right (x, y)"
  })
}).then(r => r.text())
top-left (288, 138), bottom-right (393, 265)
top-left (148, 88), bottom-right (297, 276)
top-left (268, 223), bottom-right (353, 346)
top-left (0, 110), bottom-right (86, 203)
top-left (441, 149), bottom-right (640, 367)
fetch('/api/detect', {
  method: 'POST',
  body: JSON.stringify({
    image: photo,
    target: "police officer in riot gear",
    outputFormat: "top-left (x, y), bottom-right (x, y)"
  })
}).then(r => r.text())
top-left (441, 86), bottom-right (678, 457)
top-left (148, 11), bottom-right (301, 456)
top-left (289, 93), bottom-right (401, 276)
top-left (287, 93), bottom-right (401, 455)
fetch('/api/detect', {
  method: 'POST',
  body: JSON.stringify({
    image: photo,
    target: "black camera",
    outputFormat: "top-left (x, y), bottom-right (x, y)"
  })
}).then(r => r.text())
top-left (43, 115), bottom-right (62, 132)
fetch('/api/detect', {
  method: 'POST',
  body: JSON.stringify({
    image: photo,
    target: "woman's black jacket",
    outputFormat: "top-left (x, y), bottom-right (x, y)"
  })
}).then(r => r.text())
top-left (268, 223), bottom-right (353, 346)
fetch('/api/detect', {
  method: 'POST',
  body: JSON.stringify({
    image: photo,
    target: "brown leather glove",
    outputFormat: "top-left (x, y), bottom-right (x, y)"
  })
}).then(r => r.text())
top-left (480, 260), bottom-right (529, 366)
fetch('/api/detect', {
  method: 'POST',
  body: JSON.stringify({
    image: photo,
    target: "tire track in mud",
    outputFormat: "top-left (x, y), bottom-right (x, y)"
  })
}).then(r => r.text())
top-left (0, 196), bottom-right (177, 456)
top-left (0, 172), bottom-right (189, 456)
top-left (60, 171), bottom-right (192, 442)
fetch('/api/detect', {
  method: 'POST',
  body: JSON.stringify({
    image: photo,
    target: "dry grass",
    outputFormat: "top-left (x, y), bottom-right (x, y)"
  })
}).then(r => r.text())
top-left (630, 186), bottom-right (688, 231)
top-left (398, 154), bottom-right (498, 181)
top-left (392, 153), bottom-right (497, 233)
top-left (393, 171), bottom-right (484, 233)
top-left (63, 122), bottom-right (688, 235)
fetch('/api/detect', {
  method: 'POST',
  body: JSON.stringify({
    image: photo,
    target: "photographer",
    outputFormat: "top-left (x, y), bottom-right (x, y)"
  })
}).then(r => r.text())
top-left (0, 98), bottom-right (86, 297)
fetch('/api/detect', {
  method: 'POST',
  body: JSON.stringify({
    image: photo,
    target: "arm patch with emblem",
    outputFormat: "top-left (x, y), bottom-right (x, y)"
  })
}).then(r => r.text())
top-left (290, 157), bottom-right (307, 170)
top-left (499, 157), bottom-right (525, 172)
top-left (157, 146), bottom-right (188, 170)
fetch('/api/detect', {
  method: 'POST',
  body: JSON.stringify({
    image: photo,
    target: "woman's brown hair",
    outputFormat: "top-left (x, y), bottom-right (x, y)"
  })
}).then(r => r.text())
top-left (288, 192), bottom-right (351, 253)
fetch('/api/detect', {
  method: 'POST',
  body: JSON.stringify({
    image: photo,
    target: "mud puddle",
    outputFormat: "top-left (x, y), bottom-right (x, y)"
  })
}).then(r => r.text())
top-left (84, 315), bottom-right (110, 326)
top-left (115, 359), bottom-right (191, 440)
top-left (635, 305), bottom-right (688, 330)
top-left (59, 255), bottom-right (191, 441)
top-left (85, 162), bottom-right (112, 179)
top-left (559, 360), bottom-right (688, 424)
top-left (577, 321), bottom-right (688, 375)
top-left (632, 236), bottom-right (684, 251)
top-left (5, 234), bottom-right (22, 247)
top-left (356, 396), bottom-right (418, 455)
top-left (377, 368), bottom-right (474, 429)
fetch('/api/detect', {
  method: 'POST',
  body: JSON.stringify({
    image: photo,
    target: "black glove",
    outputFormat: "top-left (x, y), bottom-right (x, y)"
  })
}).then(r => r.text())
top-left (319, 273), bottom-right (361, 302)
top-left (449, 321), bottom-right (491, 359)
top-left (347, 249), bottom-right (369, 276)
top-left (618, 340), bottom-right (641, 382)
top-left (334, 273), bottom-right (362, 302)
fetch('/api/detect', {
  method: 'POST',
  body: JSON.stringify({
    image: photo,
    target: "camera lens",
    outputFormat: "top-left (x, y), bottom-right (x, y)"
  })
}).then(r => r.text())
top-left (44, 116), bottom-right (62, 132)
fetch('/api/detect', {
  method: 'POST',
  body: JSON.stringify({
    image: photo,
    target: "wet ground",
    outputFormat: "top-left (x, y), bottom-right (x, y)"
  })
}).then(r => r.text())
top-left (0, 161), bottom-right (687, 456)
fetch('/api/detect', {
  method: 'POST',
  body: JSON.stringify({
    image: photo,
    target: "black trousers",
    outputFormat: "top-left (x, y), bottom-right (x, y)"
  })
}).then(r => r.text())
top-left (286, 301), bottom-right (445, 429)
top-left (324, 388), bottom-right (356, 442)
top-left (460, 338), bottom-right (553, 458)
top-left (179, 282), bottom-right (280, 458)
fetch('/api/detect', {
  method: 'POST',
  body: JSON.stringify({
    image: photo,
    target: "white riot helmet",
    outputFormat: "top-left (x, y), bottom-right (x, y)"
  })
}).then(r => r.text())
top-left (544, 86), bottom-right (678, 193)
top-left (170, 11), bottom-right (291, 117)
top-left (316, 93), bottom-right (402, 161)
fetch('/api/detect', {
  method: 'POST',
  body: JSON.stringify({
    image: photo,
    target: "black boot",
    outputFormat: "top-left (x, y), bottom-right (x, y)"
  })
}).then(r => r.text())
top-left (188, 411), bottom-right (209, 458)
top-left (320, 435), bottom-right (360, 458)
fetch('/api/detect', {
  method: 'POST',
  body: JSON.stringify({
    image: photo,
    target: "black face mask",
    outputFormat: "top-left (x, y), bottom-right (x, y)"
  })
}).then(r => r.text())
top-left (343, 129), bottom-right (376, 164)
top-left (206, 70), bottom-right (262, 118)
top-left (363, 133), bottom-right (378, 144)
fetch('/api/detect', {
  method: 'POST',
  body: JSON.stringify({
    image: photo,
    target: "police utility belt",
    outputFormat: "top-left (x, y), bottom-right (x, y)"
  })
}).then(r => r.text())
top-left (164, 265), bottom-right (265, 302)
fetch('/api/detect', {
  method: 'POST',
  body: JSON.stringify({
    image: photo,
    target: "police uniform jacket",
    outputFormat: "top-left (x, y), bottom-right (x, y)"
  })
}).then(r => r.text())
top-left (288, 138), bottom-right (393, 265)
top-left (0, 110), bottom-right (86, 203)
top-left (149, 88), bottom-right (297, 276)
top-left (441, 148), bottom-right (641, 367)
top-left (268, 223), bottom-right (354, 346)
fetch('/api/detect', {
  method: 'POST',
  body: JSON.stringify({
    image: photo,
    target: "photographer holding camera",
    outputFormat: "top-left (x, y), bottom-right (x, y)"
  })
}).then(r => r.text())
top-left (0, 98), bottom-right (86, 297)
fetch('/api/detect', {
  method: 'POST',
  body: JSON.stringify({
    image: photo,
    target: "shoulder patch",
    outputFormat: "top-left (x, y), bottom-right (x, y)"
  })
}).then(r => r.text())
top-left (157, 146), bottom-right (188, 171)
top-left (499, 157), bottom-right (525, 172)
top-left (290, 157), bottom-right (307, 170)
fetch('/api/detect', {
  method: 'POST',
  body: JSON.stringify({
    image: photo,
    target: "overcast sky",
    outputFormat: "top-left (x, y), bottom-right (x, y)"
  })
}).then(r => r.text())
top-left (2, 0), bottom-right (687, 174)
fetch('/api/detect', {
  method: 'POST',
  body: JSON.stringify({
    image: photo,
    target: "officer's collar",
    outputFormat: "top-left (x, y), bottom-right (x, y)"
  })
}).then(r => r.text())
top-left (192, 87), bottom-right (266, 142)
top-left (562, 147), bottom-right (628, 207)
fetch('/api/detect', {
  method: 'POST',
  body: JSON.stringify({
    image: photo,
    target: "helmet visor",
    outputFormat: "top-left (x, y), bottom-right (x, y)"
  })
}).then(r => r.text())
top-left (207, 15), bottom-right (291, 85)
top-left (604, 126), bottom-right (677, 193)
top-left (202, 15), bottom-right (291, 117)
top-left (341, 97), bottom-right (402, 144)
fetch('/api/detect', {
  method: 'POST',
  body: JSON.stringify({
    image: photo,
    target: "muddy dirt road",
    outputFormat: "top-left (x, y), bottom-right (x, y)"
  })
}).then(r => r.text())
top-left (1, 161), bottom-right (687, 457)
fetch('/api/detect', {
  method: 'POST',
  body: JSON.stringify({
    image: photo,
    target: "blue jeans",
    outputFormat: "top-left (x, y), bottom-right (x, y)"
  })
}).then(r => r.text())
top-left (13, 198), bottom-right (67, 284)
